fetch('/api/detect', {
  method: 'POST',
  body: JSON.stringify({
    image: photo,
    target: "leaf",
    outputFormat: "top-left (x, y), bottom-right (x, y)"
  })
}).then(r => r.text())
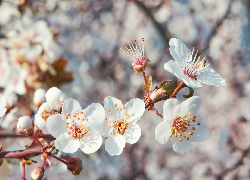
top-left (159, 81), bottom-right (170, 89)
top-left (183, 87), bottom-right (194, 98)
top-left (162, 80), bottom-right (177, 96)
top-left (144, 75), bottom-right (152, 91)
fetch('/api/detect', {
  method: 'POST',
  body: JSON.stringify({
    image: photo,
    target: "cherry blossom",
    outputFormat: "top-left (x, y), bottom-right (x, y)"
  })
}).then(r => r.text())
top-left (164, 38), bottom-right (226, 88)
top-left (100, 96), bottom-right (145, 156)
top-left (17, 116), bottom-right (34, 136)
top-left (46, 99), bottom-right (104, 154)
top-left (120, 38), bottom-right (150, 73)
top-left (35, 102), bottom-right (58, 134)
top-left (155, 96), bottom-right (209, 155)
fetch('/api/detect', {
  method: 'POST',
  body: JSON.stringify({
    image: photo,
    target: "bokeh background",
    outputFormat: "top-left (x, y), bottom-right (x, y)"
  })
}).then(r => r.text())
top-left (0, 0), bottom-right (250, 179)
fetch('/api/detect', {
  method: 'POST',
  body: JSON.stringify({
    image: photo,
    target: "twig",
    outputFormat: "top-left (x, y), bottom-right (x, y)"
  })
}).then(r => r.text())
top-left (0, 146), bottom-right (43, 159)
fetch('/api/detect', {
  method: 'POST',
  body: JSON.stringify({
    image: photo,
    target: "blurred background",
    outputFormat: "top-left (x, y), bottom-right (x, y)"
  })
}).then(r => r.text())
top-left (0, 0), bottom-right (250, 179)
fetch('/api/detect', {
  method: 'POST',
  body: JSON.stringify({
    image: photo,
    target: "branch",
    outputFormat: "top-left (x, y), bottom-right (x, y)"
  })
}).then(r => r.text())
top-left (0, 146), bottom-right (43, 159)
top-left (0, 133), bottom-right (55, 140)
top-left (134, 0), bottom-right (171, 45)
top-left (216, 147), bottom-right (250, 180)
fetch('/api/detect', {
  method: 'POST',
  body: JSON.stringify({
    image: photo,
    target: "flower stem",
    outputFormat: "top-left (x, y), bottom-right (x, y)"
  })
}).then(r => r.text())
top-left (149, 107), bottom-right (163, 118)
top-left (170, 81), bottom-right (184, 98)
top-left (28, 130), bottom-right (42, 148)
top-left (143, 72), bottom-right (149, 97)
top-left (32, 134), bottom-right (43, 148)
top-left (42, 158), bottom-right (46, 168)
top-left (22, 164), bottom-right (25, 179)
top-left (52, 155), bottom-right (67, 165)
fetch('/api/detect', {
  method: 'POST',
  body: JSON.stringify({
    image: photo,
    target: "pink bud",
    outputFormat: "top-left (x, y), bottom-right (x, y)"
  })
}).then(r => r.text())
top-left (31, 167), bottom-right (45, 180)
top-left (67, 156), bottom-right (82, 175)
top-left (132, 56), bottom-right (149, 73)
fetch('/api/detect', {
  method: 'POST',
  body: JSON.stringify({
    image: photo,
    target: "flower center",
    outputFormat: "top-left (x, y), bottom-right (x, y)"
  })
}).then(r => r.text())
top-left (182, 49), bottom-right (208, 79)
top-left (65, 112), bottom-right (89, 140)
top-left (171, 113), bottom-right (200, 142)
top-left (40, 109), bottom-right (56, 122)
top-left (106, 104), bottom-right (131, 135)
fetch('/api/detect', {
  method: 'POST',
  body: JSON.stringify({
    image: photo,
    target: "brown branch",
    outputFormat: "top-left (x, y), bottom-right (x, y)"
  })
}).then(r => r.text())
top-left (0, 133), bottom-right (55, 140)
top-left (216, 147), bottom-right (250, 180)
top-left (0, 146), bottom-right (43, 159)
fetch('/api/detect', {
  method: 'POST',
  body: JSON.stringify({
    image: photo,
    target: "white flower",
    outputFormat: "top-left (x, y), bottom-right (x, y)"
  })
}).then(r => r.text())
top-left (17, 116), bottom-right (34, 135)
top-left (33, 88), bottom-right (46, 107)
top-left (35, 102), bottom-right (57, 134)
top-left (155, 96), bottom-right (209, 155)
top-left (164, 38), bottom-right (226, 88)
top-left (45, 87), bottom-right (68, 111)
top-left (46, 99), bottom-right (104, 154)
top-left (0, 93), bottom-right (7, 118)
top-left (100, 96), bottom-right (145, 156)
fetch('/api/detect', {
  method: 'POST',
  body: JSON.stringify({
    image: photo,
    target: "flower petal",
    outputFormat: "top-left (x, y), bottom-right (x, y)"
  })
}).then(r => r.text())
top-left (182, 77), bottom-right (203, 88)
top-left (62, 98), bottom-right (82, 117)
top-left (171, 136), bottom-right (191, 155)
top-left (187, 119), bottom-right (209, 142)
top-left (46, 114), bottom-right (68, 138)
top-left (180, 96), bottom-right (202, 118)
top-left (155, 121), bottom-right (172, 144)
top-left (98, 119), bottom-right (113, 137)
top-left (163, 98), bottom-right (181, 123)
top-left (169, 38), bottom-right (191, 67)
top-left (197, 68), bottom-right (226, 87)
top-left (79, 131), bottom-right (102, 154)
top-left (124, 98), bottom-right (145, 123)
top-left (123, 123), bottom-right (141, 144)
top-left (55, 133), bottom-right (80, 153)
top-left (104, 96), bottom-right (123, 119)
top-left (164, 60), bottom-right (185, 80)
top-left (35, 113), bottom-right (49, 134)
top-left (84, 103), bottom-right (105, 132)
top-left (105, 134), bottom-right (126, 156)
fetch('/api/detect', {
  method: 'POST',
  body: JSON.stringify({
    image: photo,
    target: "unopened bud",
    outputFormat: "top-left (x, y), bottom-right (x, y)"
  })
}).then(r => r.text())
top-left (67, 156), bottom-right (82, 175)
top-left (45, 87), bottom-right (68, 111)
top-left (150, 88), bottom-right (166, 101)
top-left (31, 167), bottom-right (45, 180)
top-left (17, 116), bottom-right (34, 136)
top-left (33, 89), bottom-right (46, 109)
top-left (132, 56), bottom-right (149, 73)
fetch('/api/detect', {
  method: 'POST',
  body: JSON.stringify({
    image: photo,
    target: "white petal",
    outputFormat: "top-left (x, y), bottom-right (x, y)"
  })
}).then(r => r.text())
top-left (123, 123), bottom-right (141, 144)
top-left (188, 119), bottom-right (209, 142)
top-left (0, 94), bottom-right (6, 109)
top-left (55, 133), bottom-right (80, 153)
top-left (105, 134), bottom-right (126, 156)
top-left (171, 136), bottom-right (191, 155)
top-left (164, 60), bottom-right (186, 80)
top-left (62, 98), bottom-right (82, 117)
top-left (46, 114), bottom-right (68, 138)
top-left (155, 121), bottom-right (172, 144)
top-left (197, 68), bottom-right (226, 87)
top-left (169, 38), bottom-right (191, 67)
top-left (79, 131), bottom-right (102, 154)
top-left (163, 98), bottom-right (181, 123)
top-left (104, 96), bottom-right (123, 119)
top-left (124, 98), bottom-right (145, 123)
top-left (0, 108), bottom-right (7, 117)
top-left (183, 78), bottom-right (202, 88)
top-left (98, 119), bottom-right (113, 137)
top-left (180, 96), bottom-right (202, 118)
top-left (84, 103), bottom-right (105, 132)
top-left (35, 113), bottom-right (49, 134)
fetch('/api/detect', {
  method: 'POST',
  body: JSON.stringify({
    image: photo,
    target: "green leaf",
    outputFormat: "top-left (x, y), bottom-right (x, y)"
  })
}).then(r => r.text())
top-left (162, 80), bottom-right (177, 96)
top-left (144, 75), bottom-right (152, 91)
top-left (183, 87), bottom-right (194, 98)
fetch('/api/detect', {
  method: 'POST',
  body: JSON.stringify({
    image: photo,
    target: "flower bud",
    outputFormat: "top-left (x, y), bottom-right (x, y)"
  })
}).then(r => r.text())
top-left (150, 88), bottom-right (166, 101)
top-left (17, 116), bottom-right (34, 136)
top-left (45, 87), bottom-right (67, 111)
top-left (33, 89), bottom-right (46, 109)
top-left (67, 156), bottom-right (82, 175)
top-left (132, 56), bottom-right (149, 73)
top-left (31, 167), bottom-right (45, 180)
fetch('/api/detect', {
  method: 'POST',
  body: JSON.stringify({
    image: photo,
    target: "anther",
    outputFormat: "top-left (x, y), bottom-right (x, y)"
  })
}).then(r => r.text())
top-left (188, 132), bottom-right (193, 135)
top-left (114, 104), bottom-right (117, 107)
top-left (192, 127), bottom-right (195, 130)
top-left (189, 111), bottom-right (192, 114)
top-left (187, 137), bottom-right (189, 140)
top-left (179, 138), bottom-right (182, 142)
top-left (197, 123), bottom-right (200, 125)
top-left (67, 113), bottom-right (70, 116)
top-left (80, 112), bottom-right (83, 114)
